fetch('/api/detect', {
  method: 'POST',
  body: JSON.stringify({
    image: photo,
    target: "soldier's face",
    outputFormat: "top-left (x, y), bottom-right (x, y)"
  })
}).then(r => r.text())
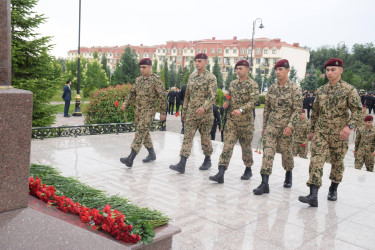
top-left (236, 66), bottom-right (249, 78)
top-left (363, 107), bottom-right (367, 114)
top-left (140, 65), bottom-right (152, 76)
top-left (300, 113), bottom-right (306, 119)
top-left (326, 66), bottom-right (343, 82)
top-left (194, 59), bottom-right (207, 71)
top-left (275, 67), bottom-right (290, 81)
top-left (365, 121), bottom-right (373, 129)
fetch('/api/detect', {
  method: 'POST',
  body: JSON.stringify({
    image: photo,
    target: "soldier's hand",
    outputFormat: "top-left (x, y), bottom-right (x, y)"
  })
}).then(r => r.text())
top-left (121, 103), bottom-right (126, 111)
top-left (196, 107), bottom-right (205, 116)
top-left (262, 129), bottom-right (265, 136)
top-left (283, 127), bottom-right (292, 137)
top-left (354, 151), bottom-right (357, 156)
top-left (232, 109), bottom-right (241, 116)
top-left (372, 152), bottom-right (375, 157)
top-left (339, 126), bottom-right (352, 140)
top-left (160, 114), bottom-right (166, 121)
top-left (223, 102), bottom-right (229, 109)
top-left (308, 133), bottom-right (314, 140)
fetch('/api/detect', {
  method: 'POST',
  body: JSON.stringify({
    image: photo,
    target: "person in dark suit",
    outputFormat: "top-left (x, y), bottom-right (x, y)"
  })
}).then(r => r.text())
top-left (365, 93), bottom-right (373, 114)
top-left (211, 103), bottom-right (221, 140)
top-left (180, 84), bottom-right (187, 134)
top-left (62, 80), bottom-right (72, 117)
top-left (175, 87), bottom-right (181, 114)
top-left (167, 88), bottom-right (176, 115)
top-left (307, 94), bottom-right (315, 119)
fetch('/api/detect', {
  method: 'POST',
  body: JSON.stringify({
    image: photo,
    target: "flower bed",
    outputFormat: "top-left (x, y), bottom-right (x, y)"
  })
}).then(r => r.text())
top-left (29, 164), bottom-right (170, 245)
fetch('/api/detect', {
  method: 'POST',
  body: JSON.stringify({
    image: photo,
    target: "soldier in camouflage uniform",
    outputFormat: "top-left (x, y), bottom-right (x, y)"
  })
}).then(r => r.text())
top-left (169, 53), bottom-right (217, 174)
top-left (293, 109), bottom-right (311, 159)
top-left (120, 58), bottom-right (167, 167)
top-left (253, 59), bottom-right (302, 195)
top-left (209, 60), bottom-right (259, 183)
top-left (354, 115), bottom-right (375, 172)
top-left (299, 58), bottom-right (362, 207)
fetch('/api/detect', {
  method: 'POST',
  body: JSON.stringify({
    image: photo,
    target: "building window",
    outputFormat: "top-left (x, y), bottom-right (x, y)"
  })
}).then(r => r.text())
top-left (158, 49), bottom-right (160, 53)
top-left (248, 48), bottom-right (252, 54)
top-left (225, 49), bottom-right (229, 54)
top-left (218, 48), bottom-right (222, 54)
top-left (256, 58), bottom-right (261, 64)
top-left (173, 49), bottom-right (176, 53)
top-left (233, 49), bottom-right (237, 54)
top-left (264, 49), bottom-right (268, 54)
top-left (178, 56), bottom-right (181, 62)
top-left (203, 49), bottom-right (207, 53)
top-left (190, 49), bottom-right (194, 53)
top-left (211, 48), bottom-right (215, 54)
top-left (256, 48), bottom-right (261, 55)
top-left (163, 49), bottom-right (166, 53)
top-left (272, 49), bottom-right (277, 54)
top-left (184, 48), bottom-right (187, 53)
top-left (198, 49), bottom-right (201, 53)
top-left (274, 59), bottom-right (278, 64)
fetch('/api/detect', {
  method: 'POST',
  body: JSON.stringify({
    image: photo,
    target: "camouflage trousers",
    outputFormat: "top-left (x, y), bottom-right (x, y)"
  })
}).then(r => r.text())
top-left (180, 117), bottom-right (213, 157)
top-left (293, 142), bottom-right (308, 158)
top-left (307, 133), bottom-right (348, 188)
top-left (218, 118), bottom-right (254, 168)
top-left (355, 149), bottom-right (374, 172)
top-left (130, 112), bottom-right (155, 153)
top-left (261, 126), bottom-right (294, 175)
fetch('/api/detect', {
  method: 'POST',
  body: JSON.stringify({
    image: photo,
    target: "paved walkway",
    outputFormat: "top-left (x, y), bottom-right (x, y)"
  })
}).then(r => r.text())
top-left (30, 131), bottom-right (375, 249)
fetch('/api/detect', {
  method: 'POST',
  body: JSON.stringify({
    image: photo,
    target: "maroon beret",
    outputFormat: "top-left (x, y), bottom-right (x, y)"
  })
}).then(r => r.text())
top-left (365, 115), bottom-right (373, 122)
top-left (274, 59), bottom-right (290, 69)
top-left (363, 105), bottom-right (367, 108)
top-left (301, 109), bottom-right (305, 113)
top-left (194, 53), bottom-right (208, 60)
top-left (324, 58), bottom-right (343, 68)
top-left (235, 60), bottom-right (250, 68)
top-left (139, 58), bottom-right (152, 66)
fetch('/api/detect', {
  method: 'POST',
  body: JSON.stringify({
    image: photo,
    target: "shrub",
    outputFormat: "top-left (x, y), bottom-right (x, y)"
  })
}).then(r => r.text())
top-left (258, 94), bottom-right (266, 105)
top-left (216, 89), bottom-right (224, 107)
top-left (84, 84), bottom-right (135, 124)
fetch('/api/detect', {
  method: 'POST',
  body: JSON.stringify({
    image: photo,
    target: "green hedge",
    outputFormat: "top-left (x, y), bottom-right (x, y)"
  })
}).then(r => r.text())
top-left (259, 94), bottom-right (266, 105)
top-left (216, 89), bottom-right (224, 106)
top-left (84, 84), bottom-right (135, 124)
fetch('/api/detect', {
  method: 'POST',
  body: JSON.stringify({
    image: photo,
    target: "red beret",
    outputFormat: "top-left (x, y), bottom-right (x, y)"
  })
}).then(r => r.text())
top-left (301, 109), bottom-right (305, 113)
top-left (363, 105), bottom-right (367, 108)
top-left (365, 115), bottom-right (373, 122)
top-left (194, 53), bottom-right (208, 60)
top-left (235, 60), bottom-right (250, 68)
top-left (139, 58), bottom-right (152, 66)
top-left (324, 58), bottom-right (343, 68)
top-left (274, 59), bottom-right (290, 69)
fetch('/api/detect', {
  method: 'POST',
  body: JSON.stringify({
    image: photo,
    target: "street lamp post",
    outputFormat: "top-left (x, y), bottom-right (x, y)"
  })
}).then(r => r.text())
top-left (73, 0), bottom-right (82, 116)
top-left (249, 18), bottom-right (264, 74)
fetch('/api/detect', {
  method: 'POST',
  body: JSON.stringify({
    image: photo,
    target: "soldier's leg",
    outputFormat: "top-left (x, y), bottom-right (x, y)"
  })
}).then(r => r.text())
top-left (300, 143), bottom-right (308, 158)
top-left (280, 133), bottom-right (294, 171)
top-left (354, 150), bottom-right (365, 170)
top-left (328, 135), bottom-right (348, 184)
top-left (293, 142), bottom-right (299, 156)
top-left (238, 123), bottom-right (254, 168)
top-left (198, 118), bottom-right (214, 156)
top-left (307, 133), bottom-right (329, 188)
top-left (364, 153), bottom-right (374, 172)
top-left (218, 119), bottom-right (237, 168)
top-left (131, 114), bottom-right (154, 153)
top-left (179, 120), bottom-right (199, 158)
top-left (260, 126), bottom-right (279, 175)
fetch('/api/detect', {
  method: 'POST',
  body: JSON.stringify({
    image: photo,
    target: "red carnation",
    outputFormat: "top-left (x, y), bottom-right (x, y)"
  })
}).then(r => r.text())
top-left (115, 101), bottom-right (119, 107)
top-left (301, 143), bottom-right (306, 147)
top-left (175, 111), bottom-right (180, 117)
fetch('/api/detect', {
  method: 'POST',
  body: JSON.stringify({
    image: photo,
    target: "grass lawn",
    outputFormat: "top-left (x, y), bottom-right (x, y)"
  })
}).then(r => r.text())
top-left (51, 87), bottom-right (88, 102)
top-left (53, 103), bottom-right (89, 114)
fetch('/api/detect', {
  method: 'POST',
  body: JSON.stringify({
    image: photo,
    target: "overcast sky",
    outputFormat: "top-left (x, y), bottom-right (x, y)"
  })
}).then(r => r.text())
top-left (33, 0), bottom-right (375, 58)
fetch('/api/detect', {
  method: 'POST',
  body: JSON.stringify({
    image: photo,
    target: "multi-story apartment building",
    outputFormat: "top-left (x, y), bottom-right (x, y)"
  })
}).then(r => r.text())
top-left (67, 37), bottom-right (310, 82)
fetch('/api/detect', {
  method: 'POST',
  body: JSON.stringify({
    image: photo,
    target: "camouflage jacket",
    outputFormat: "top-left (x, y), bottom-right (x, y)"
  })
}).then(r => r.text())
top-left (182, 69), bottom-right (217, 121)
top-left (123, 73), bottom-right (167, 113)
top-left (311, 80), bottom-right (362, 135)
top-left (294, 118), bottom-right (311, 143)
top-left (355, 126), bottom-right (375, 152)
top-left (356, 114), bottom-right (367, 130)
top-left (226, 77), bottom-right (259, 124)
top-left (263, 79), bottom-right (302, 130)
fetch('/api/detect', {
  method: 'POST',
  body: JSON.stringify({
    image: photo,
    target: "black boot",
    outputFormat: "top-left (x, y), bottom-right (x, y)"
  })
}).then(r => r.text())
top-left (143, 147), bottom-right (156, 163)
top-left (253, 174), bottom-right (270, 195)
top-left (327, 182), bottom-right (339, 201)
top-left (199, 155), bottom-right (211, 170)
top-left (241, 167), bottom-right (252, 180)
top-left (169, 156), bottom-right (187, 174)
top-left (120, 149), bottom-right (137, 168)
top-left (209, 166), bottom-right (226, 183)
top-left (283, 171), bottom-right (292, 188)
top-left (298, 185), bottom-right (319, 207)
top-left (180, 127), bottom-right (184, 134)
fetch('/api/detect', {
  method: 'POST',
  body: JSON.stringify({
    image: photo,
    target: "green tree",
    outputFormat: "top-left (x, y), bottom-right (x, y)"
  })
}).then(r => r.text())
top-left (266, 68), bottom-right (276, 88)
top-left (101, 54), bottom-right (111, 81)
top-left (169, 62), bottom-right (177, 87)
top-left (177, 66), bottom-right (184, 86)
top-left (93, 51), bottom-right (99, 60)
top-left (163, 59), bottom-right (170, 89)
top-left (84, 60), bottom-right (109, 98)
top-left (289, 66), bottom-right (298, 82)
top-left (212, 56), bottom-right (223, 89)
top-left (182, 67), bottom-right (190, 85)
top-left (225, 67), bottom-right (234, 90)
top-left (206, 62), bottom-right (211, 71)
top-left (152, 59), bottom-right (158, 74)
top-left (11, 0), bottom-right (62, 127)
top-left (112, 46), bottom-right (139, 85)
top-left (64, 57), bottom-right (87, 92)
top-left (301, 64), bottom-right (317, 91)
top-left (189, 58), bottom-right (195, 73)
top-left (254, 67), bottom-right (263, 92)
